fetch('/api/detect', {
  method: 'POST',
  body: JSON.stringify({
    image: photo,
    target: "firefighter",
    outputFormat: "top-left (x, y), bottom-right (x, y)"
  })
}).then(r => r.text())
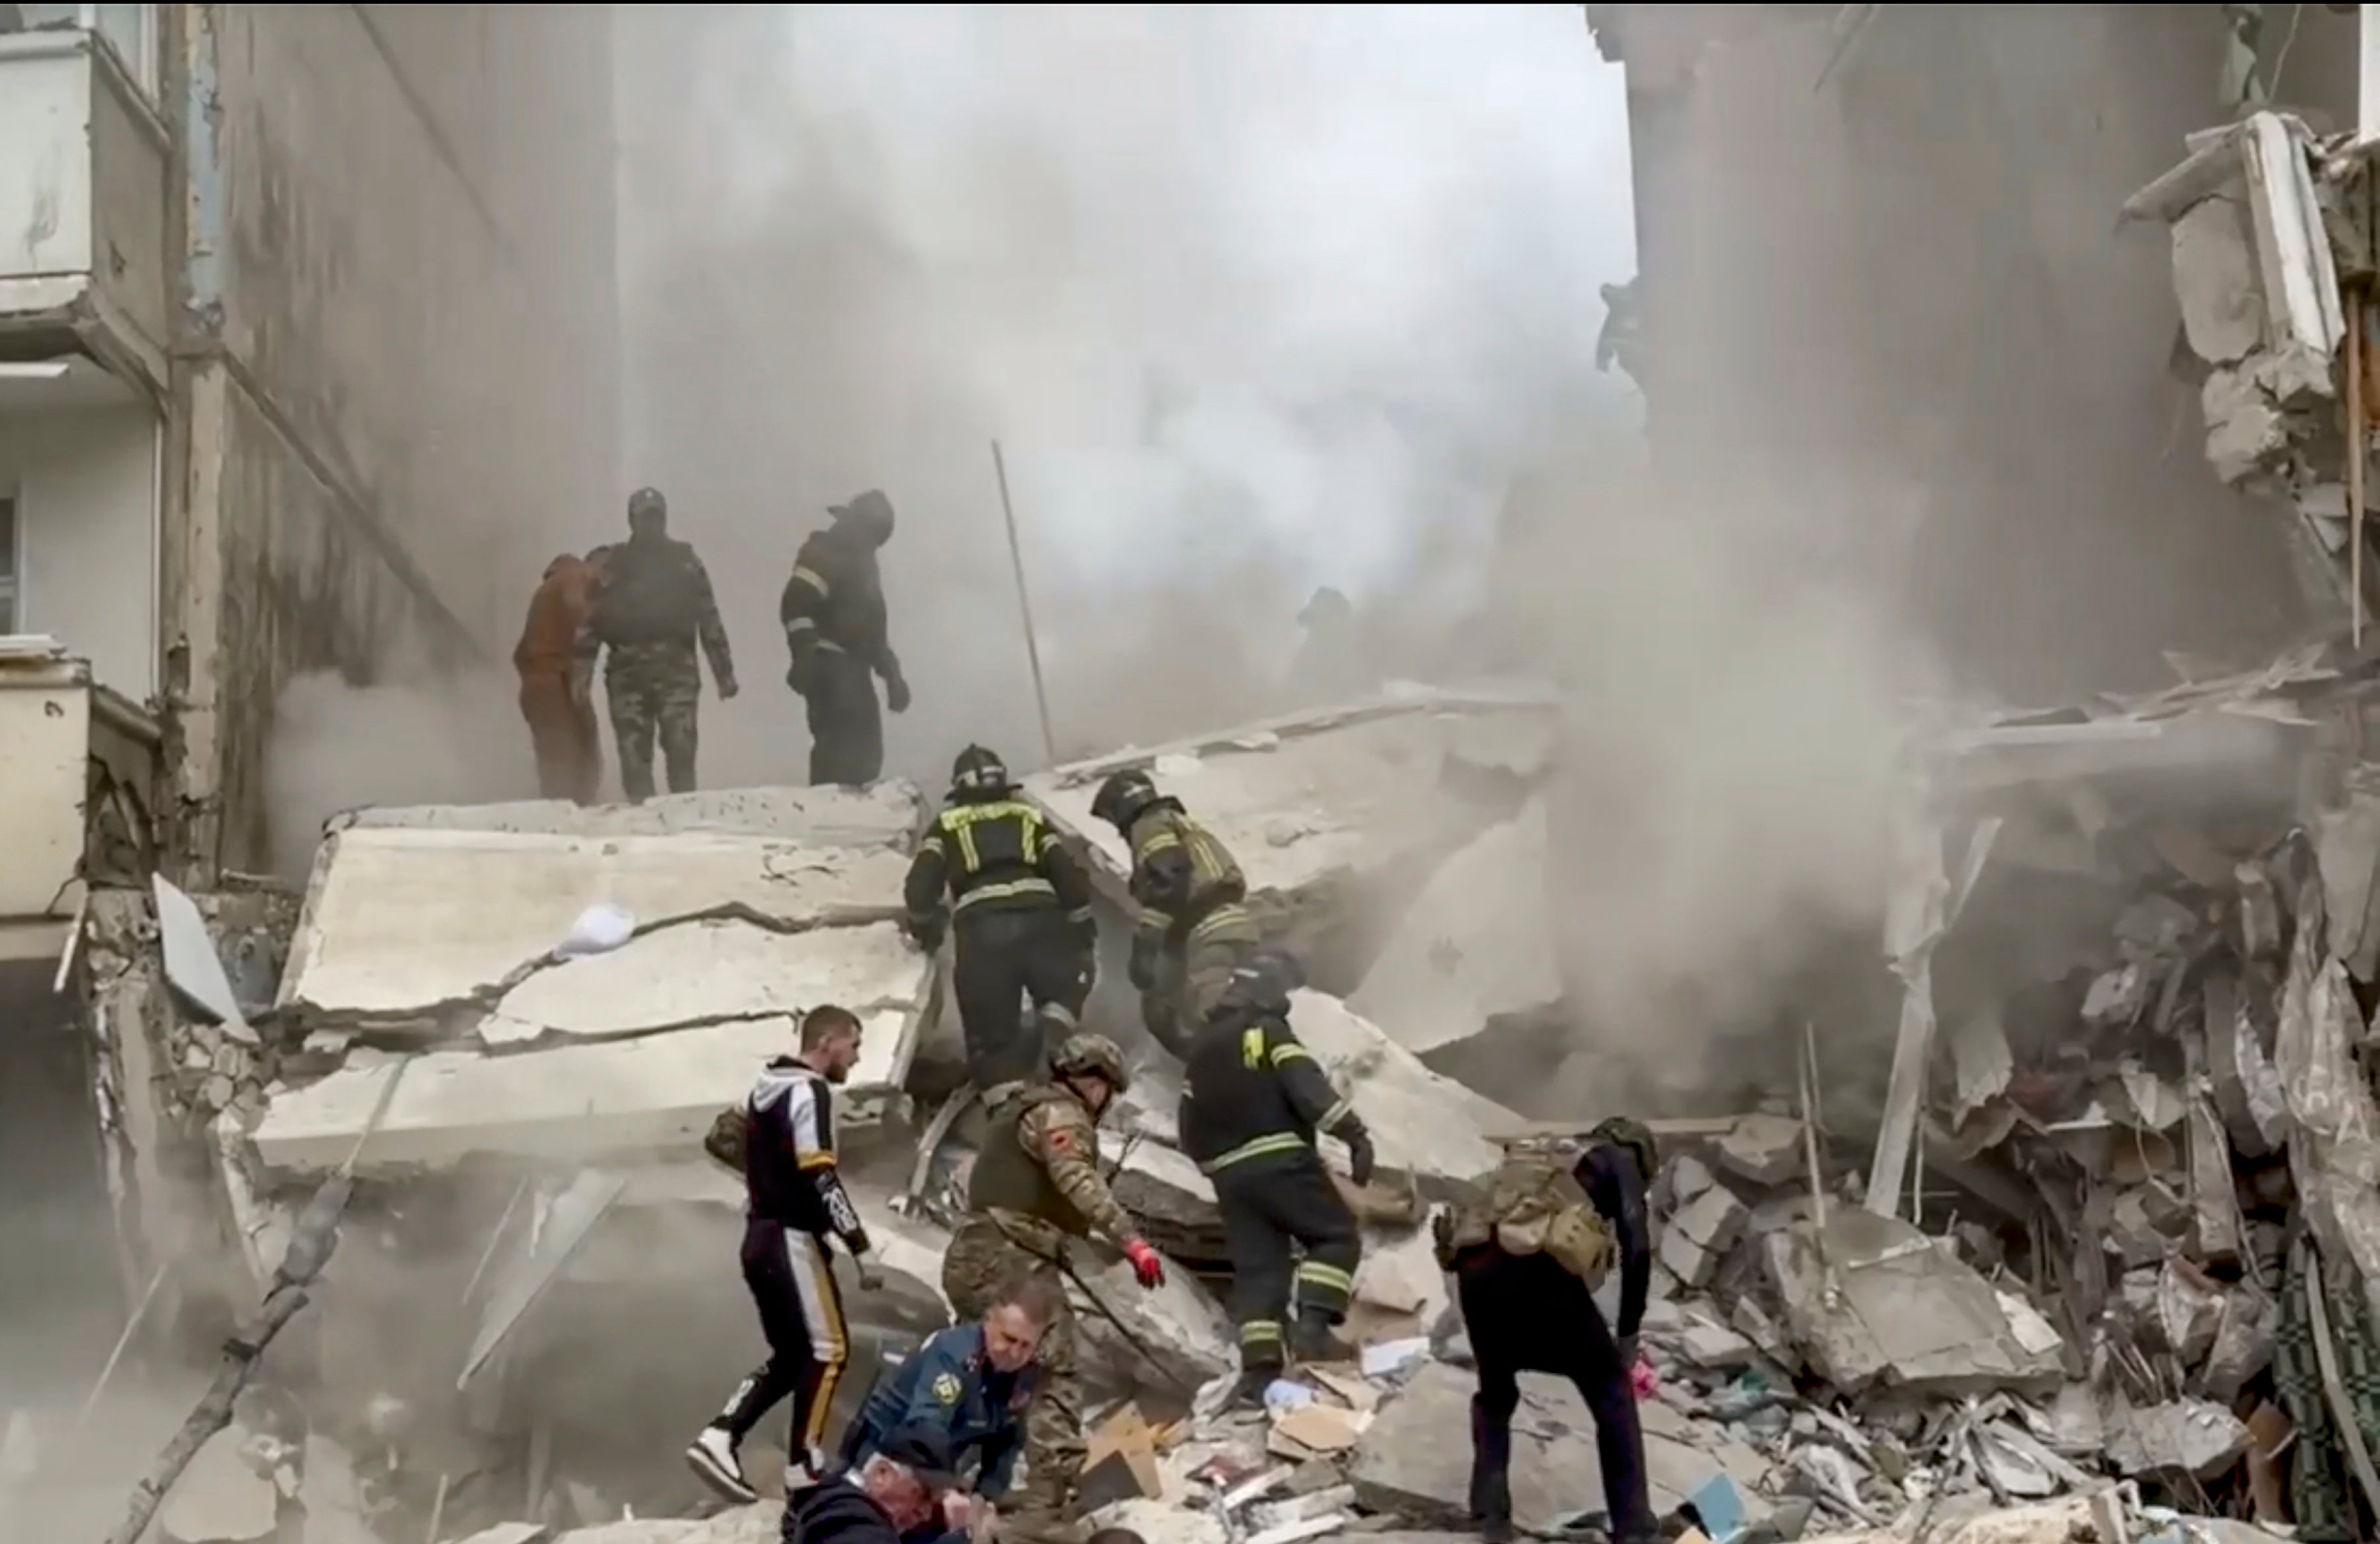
top-left (781, 489), bottom-right (908, 786)
top-left (592, 487), bottom-right (738, 801)
top-left (1181, 947), bottom-right (1373, 1406)
top-left (1088, 769), bottom-right (1260, 1061)
top-left (904, 746), bottom-right (1098, 1112)
top-left (1433, 1118), bottom-right (1657, 1544)
top-left (513, 552), bottom-right (605, 803)
top-left (941, 1034), bottom-right (1168, 1544)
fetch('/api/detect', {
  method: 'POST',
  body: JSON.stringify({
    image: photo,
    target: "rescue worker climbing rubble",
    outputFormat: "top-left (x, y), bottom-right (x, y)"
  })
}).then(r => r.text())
top-left (941, 1033), bottom-right (1167, 1544)
top-left (904, 745), bottom-right (1098, 1112)
top-left (781, 489), bottom-right (908, 786)
top-left (513, 551), bottom-right (605, 803)
top-left (592, 487), bottom-right (738, 801)
top-left (1089, 768), bottom-right (1260, 1060)
top-left (1180, 946), bottom-right (1372, 1407)
top-left (1435, 1117), bottom-right (1657, 1544)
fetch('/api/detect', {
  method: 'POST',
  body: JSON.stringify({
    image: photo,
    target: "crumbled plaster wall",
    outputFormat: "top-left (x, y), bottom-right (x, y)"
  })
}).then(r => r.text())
top-left (173, 4), bottom-right (621, 875)
top-left (1618, 4), bottom-right (2312, 700)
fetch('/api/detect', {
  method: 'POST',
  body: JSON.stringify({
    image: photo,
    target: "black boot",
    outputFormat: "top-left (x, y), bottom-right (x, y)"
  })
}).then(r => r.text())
top-left (1289, 1309), bottom-right (1351, 1365)
top-left (1224, 1361), bottom-right (1280, 1412)
top-left (1469, 1393), bottom-right (1515, 1544)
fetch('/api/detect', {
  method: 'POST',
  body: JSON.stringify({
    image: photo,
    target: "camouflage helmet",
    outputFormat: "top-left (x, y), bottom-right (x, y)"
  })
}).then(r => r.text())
top-left (1051, 1032), bottom-right (1130, 1095)
top-left (951, 744), bottom-right (1011, 797)
top-left (1090, 769), bottom-right (1161, 831)
top-left (627, 486), bottom-right (667, 520)
top-left (1586, 1116), bottom-right (1658, 1182)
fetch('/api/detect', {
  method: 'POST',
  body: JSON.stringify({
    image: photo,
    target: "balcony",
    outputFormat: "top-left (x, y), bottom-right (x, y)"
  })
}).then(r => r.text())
top-left (0, 22), bottom-right (170, 387)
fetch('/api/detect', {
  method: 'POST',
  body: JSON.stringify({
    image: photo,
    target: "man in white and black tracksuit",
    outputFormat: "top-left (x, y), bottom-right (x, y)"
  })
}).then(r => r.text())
top-left (689, 1004), bottom-right (885, 1504)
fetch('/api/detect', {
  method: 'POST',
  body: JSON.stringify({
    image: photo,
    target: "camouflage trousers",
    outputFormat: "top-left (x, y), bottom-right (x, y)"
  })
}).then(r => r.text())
top-left (605, 641), bottom-right (701, 802)
top-left (1140, 924), bottom-right (1257, 1061)
top-left (943, 1213), bottom-right (1082, 1527)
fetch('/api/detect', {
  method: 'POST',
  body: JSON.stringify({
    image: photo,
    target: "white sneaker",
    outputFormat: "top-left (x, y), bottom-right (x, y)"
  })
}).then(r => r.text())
top-left (685, 1425), bottom-right (758, 1504)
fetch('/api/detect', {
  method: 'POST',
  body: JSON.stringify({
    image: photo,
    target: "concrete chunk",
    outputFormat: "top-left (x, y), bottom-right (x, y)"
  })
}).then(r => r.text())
top-left (1713, 1115), bottom-right (1804, 1188)
top-left (2104, 1397), bottom-right (2251, 1480)
top-left (1659, 1185), bottom-right (1748, 1289)
top-left (1764, 1209), bottom-right (2063, 1395)
top-left (1285, 991), bottom-right (1518, 1184)
top-left (160, 1428), bottom-right (277, 1544)
top-left (1347, 799), bottom-right (1562, 1055)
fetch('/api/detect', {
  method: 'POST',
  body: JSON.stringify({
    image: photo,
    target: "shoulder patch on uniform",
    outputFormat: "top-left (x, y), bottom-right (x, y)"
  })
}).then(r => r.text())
top-left (932, 1371), bottom-right (963, 1405)
top-left (1045, 1126), bottom-right (1076, 1153)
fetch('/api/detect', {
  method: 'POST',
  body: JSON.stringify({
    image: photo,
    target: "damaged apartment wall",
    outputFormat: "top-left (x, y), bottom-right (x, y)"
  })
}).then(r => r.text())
top-left (171, 5), bottom-right (620, 877)
top-left (1601, 5), bottom-right (2313, 702)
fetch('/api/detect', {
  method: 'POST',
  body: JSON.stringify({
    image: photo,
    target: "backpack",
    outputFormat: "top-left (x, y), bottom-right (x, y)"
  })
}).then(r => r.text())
top-left (703, 1105), bottom-right (750, 1174)
top-left (1433, 1153), bottom-right (1614, 1286)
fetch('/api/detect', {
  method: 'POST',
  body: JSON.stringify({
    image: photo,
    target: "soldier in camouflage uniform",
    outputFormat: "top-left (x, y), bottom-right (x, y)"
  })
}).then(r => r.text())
top-left (1090, 770), bottom-right (1261, 1061)
top-left (592, 487), bottom-right (738, 801)
top-left (943, 1034), bottom-right (1170, 1544)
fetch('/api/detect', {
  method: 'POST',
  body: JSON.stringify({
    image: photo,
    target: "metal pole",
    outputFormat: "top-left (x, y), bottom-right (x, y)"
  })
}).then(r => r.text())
top-left (991, 440), bottom-right (1060, 766)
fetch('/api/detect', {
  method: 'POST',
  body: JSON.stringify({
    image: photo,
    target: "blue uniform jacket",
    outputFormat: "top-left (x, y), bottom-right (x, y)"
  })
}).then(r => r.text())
top-left (842, 1322), bottom-right (1040, 1498)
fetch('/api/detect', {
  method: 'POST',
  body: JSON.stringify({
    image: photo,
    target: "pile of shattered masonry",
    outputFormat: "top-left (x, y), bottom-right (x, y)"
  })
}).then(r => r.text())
top-left (36, 647), bottom-right (2380, 1544)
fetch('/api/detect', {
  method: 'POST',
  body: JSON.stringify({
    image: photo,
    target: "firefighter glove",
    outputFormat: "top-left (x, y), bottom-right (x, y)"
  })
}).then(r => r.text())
top-left (885, 668), bottom-right (912, 715)
top-left (785, 654), bottom-right (815, 695)
top-left (717, 673), bottom-right (740, 701)
top-left (1122, 1237), bottom-right (1167, 1290)
top-left (1345, 1129), bottom-right (1376, 1189)
top-left (904, 913), bottom-right (946, 954)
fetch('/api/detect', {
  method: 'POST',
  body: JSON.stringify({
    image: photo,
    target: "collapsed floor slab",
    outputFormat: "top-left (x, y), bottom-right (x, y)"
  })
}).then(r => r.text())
top-left (1021, 688), bottom-right (1556, 986)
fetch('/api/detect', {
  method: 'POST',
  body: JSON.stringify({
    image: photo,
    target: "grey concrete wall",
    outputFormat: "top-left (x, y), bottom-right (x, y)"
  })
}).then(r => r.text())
top-left (1614, 4), bottom-right (2319, 701)
top-left (170, 4), bottom-right (620, 872)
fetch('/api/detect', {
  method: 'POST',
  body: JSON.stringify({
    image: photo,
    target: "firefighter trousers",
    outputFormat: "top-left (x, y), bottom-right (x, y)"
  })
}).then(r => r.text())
top-left (805, 650), bottom-right (884, 787)
top-left (1142, 924), bottom-right (1257, 1059)
top-left (1215, 1157), bottom-right (1361, 1370)
top-left (954, 907), bottom-right (1091, 1097)
top-left (1454, 1245), bottom-right (1651, 1541)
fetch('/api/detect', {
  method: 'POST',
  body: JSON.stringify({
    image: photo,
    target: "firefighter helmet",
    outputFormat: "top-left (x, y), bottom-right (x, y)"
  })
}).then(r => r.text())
top-left (951, 745), bottom-right (1011, 797)
top-left (1090, 769), bottom-right (1161, 831)
top-left (1225, 946), bottom-right (1306, 1014)
top-left (627, 486), bottom-right (667, 520)
top-left (1051, 1032), bottom-right (1130, 1096)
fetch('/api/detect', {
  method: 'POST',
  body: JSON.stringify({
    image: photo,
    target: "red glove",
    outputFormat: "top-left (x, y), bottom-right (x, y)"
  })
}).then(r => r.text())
top-left (1123, 1238), bottom-right (1167, 1290)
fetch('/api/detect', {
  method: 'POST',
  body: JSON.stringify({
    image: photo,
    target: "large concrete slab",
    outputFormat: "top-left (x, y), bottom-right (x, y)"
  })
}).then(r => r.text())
top-left (335, 782), bottom-right (927, 844)
top-left (282, 825), bottom-right (914, 1020)
top-left (253, 1004), bottom-right (920, 1175)
top-left (1289, 990), bottom-right (1518, 1184)
top-left (1349, 797), bottom-right (1561, 1054)
top-left (1021, 688), bottom-right (1556, 982)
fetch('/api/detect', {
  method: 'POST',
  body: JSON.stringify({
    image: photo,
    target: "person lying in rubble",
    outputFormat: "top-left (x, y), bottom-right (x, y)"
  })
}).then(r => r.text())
top-left (942, 1032), bottom-right (1170, 1544)
top-left (690, 1005), bottom-right (885, 1507)
top-left (835, 1268), bottom-right (1066, 1543)
top-left (1180, 946), bottom-right (1374, 1407)
top-left (786, 1428), bottom-right (965, 1544)
top-left (1433, 1117), bottom-right (1658, 1544)
top-left (1088, 768), bottom-right (1261, 1061)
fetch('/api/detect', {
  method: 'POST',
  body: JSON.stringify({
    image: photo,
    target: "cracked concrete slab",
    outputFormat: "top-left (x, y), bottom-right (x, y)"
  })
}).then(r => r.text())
top-left (252, 1004), bottom-right (921, 1176)
top-left (1288, 989), bottom-right (1518, 1185)
top-left (1021, 688), bottom-right (1556, 981)
top-left (282, 825), bottom-right (914, 1020)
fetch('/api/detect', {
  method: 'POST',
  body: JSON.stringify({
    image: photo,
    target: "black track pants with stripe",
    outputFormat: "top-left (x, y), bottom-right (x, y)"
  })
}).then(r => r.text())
top-left (717, 1217), bottom-right (850, 1458)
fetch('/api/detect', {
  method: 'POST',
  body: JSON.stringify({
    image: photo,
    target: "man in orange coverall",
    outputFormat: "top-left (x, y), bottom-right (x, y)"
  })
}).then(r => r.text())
top-left (515, 552), bottom-right (606, 803)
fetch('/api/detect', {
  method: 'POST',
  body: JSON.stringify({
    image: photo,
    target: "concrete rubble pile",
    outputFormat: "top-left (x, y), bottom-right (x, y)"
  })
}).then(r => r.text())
top-left (83, 680), bottom-right (2374, 1543)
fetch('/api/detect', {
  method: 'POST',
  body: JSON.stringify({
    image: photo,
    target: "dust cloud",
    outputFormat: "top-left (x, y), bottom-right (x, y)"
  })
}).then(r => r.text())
top-left (263, 6), bottom-right (1929, 1088)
